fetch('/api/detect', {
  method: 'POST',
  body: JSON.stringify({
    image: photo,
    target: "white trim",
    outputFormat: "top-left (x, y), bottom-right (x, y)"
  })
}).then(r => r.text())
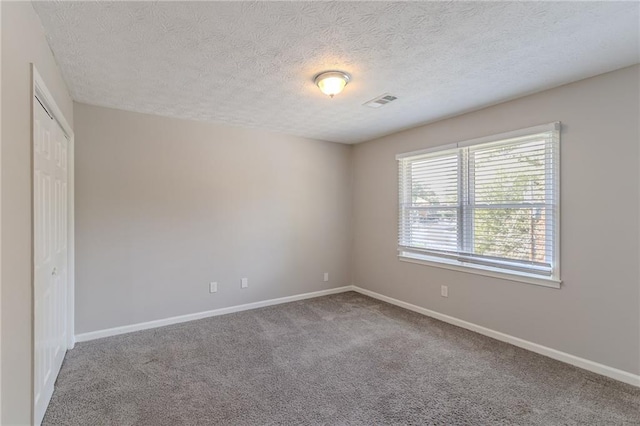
top-left (0, 4), bottom-right (3, 420)
top-left (73, 282), bottom-right (639, 387)
top-left (398, 253), bottom-right (561, 289)
top-left (396, 122), bottom-right (561, 284)
top-left (75, 286), bottom-right (355, 342)
top-left (32, 65), bottom-right (76, 426)
top-left (67, 135), bottom-right (76, 349)
top-left (32, 68), bottom-right (73, 138)
top-left (396, 122), bottom-right (560, 159)
top-left (395, 143), bottom-right (458, 160)
top-left (351, 286), bottom-right (640, 387)
top-left (32, 65), bottom-right (75, 350)
top-left (457, 122), bottom-right (560, 148)
top-left (551, 124), bottom-right (561, 285)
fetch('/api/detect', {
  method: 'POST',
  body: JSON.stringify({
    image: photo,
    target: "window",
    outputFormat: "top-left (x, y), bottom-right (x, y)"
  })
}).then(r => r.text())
top-left (397, 123), bottom-right (560, 287)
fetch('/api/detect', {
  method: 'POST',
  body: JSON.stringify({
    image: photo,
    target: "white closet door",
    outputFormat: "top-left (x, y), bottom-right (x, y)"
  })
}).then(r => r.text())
top-left (34, 97), bottom-right (68, 425)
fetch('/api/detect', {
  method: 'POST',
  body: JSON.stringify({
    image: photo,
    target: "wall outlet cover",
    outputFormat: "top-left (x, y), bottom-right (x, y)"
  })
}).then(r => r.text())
top-left (441, 285), bottom-right (448, 297)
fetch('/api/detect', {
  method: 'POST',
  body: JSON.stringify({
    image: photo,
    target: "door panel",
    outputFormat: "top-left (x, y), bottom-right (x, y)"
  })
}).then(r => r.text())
top-left (34, 98), bottom-right (68, 425)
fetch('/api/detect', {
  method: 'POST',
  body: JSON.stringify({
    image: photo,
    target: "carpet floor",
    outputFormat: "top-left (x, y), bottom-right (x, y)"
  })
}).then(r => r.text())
top-left (44, 291), bottom-right (640, 425)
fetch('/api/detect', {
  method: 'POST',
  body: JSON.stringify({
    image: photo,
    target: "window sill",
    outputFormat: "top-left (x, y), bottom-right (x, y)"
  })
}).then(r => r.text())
top-left (398, 253), bottom-right (561, 289)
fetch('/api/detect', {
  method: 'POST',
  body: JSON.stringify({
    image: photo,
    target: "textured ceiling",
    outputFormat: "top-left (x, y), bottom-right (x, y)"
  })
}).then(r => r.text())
top-left (33, 1), bottom-right (639, 144)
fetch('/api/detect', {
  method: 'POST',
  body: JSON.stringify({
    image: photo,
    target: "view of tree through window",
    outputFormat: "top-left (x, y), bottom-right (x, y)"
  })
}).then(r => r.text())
top-left (471, 139), bottom-right (548, 264)
top-left (398, 125), bottom-right (558, 278)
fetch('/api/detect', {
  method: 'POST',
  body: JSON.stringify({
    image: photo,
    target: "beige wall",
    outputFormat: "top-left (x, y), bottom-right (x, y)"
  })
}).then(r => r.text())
top-left (1, 2), bottom-right (74, 424)
top-left (74, 103), bottom-right (353, 334)
top-left (353, 65), bottom-right (640, 375)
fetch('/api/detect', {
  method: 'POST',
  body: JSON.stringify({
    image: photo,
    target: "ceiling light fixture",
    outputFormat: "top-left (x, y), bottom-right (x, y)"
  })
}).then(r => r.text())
top-left (314, 71), bottom-right (351, 98)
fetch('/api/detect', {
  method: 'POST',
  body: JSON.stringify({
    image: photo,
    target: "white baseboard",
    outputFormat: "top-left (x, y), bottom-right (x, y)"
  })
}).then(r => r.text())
top-left (75, 285), bottom-right (355, 343)
top-left (351, 286), bottom-right (640, 388)
top-left (74, 283), bottom-right (639, 388)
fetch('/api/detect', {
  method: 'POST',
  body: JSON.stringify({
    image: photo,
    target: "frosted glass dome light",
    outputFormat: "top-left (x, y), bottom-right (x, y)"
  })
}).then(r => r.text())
top-left (314, 71), bottom-right (351, 98)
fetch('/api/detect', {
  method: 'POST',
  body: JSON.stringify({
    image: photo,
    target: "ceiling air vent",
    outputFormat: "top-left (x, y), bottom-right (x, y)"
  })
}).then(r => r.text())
top-left (363, 93), bottom-right (398, 108)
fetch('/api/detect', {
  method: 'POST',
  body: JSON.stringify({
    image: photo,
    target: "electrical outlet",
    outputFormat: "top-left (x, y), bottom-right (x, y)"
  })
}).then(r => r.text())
top-left (323, 272), bottom-right (329, 282)
top-left (209, 282), bottom-right (217, 293)
top-left (441, 285), bottom-right (448, 298)
top-left (241, 278), bottom-right (248, 289)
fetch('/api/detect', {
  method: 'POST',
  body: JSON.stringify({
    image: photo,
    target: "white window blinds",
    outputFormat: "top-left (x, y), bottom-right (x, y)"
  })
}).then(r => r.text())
top-left (398, 123), bottom-right (560, 281)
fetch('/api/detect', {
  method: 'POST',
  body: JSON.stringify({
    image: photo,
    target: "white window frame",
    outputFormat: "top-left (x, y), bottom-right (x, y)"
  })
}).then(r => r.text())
top-left (397, 123), bottom-right (561, 289)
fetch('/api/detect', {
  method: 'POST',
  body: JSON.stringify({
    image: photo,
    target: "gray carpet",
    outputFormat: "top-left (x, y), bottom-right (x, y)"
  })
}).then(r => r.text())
top-left (44, 292), bottom-right (640, 425)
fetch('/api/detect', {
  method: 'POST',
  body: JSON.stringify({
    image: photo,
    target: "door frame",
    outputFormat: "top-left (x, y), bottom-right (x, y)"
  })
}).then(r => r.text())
top-left (31, 64), bottom-right (75, 421)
